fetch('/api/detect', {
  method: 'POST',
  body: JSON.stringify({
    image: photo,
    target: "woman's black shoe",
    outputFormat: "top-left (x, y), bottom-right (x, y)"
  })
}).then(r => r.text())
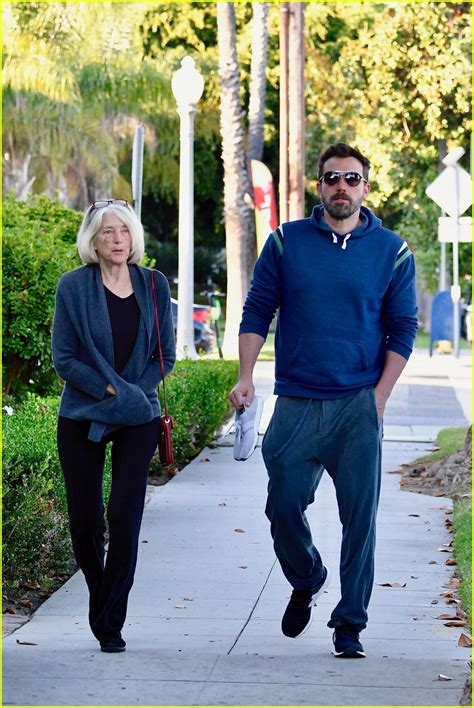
top-left (99, 635), bottom-right (126, 653)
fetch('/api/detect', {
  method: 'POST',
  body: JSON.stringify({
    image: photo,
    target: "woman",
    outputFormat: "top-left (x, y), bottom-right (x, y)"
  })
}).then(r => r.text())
top-left (52, 199), bottom-right (175, 653)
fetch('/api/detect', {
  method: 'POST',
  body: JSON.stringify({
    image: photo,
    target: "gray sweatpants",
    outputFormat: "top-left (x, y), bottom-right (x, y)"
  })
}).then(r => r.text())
top-left (262, 388), bottom-right (382, 631)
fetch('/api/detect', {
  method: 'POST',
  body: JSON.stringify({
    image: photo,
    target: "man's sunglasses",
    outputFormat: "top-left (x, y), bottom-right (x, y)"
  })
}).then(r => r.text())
top-left (319, 171), bottom-right (367, 187)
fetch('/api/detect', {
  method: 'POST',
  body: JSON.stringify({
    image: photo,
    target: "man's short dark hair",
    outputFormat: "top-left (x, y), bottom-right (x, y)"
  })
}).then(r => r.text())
top-left (318, 143), bottom-right (371, 181)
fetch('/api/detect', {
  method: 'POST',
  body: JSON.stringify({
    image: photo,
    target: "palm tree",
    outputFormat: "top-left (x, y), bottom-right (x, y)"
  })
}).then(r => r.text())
top-left (217, 2), bottom-right (269, 358)
top-left (247, 3), bottom-right (269, 163)
top-left (2, 3), bottom-right (172, 208)
top-left (217, 3), bottom-right (255, 358)
top-left (246, 2), bottom-right (270, 279)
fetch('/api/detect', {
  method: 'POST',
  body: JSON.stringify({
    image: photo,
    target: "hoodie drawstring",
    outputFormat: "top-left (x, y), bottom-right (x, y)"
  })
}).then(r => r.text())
top-left (331, 232), bottom-right (352, 250)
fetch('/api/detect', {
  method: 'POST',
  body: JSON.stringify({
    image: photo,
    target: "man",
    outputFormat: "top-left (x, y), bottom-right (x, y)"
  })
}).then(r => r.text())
top-left (229, 143), bottom-right (418, 658)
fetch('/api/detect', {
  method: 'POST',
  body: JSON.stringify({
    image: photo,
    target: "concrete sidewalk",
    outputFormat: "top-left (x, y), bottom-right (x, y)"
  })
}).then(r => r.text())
top-left (3, 349), bottom-right (472, 706)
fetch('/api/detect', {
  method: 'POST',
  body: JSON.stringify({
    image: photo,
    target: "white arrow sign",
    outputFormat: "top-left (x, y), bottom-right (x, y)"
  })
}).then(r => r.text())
top-left (425, 164), bottom-right (472, 217)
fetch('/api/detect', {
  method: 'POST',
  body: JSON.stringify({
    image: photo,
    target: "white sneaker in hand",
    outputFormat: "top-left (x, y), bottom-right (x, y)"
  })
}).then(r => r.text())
top-left (233, 395), bottom-right (264, 461)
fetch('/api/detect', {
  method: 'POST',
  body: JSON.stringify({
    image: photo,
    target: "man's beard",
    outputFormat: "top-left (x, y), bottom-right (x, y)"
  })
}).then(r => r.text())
top-left (321, 192), bottom-right (363, 220)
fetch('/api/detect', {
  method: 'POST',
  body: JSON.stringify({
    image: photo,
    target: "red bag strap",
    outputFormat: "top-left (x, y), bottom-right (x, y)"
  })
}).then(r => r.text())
top-left (149, 269), bottom-right (169, 417)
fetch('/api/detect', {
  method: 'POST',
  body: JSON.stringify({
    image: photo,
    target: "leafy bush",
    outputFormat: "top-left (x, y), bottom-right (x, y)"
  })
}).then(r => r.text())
top-left (3, 194), bottom-right (82, 397)
top-left (3, 359), bottom-right (238, 596)
top-left (2, 193), bottom-right (83, 244)
top-left (3, 396), bottom-right (73, 595)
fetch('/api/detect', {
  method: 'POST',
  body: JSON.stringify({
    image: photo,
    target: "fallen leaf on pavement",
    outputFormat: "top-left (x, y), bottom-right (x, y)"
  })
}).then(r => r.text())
top-left (20, 600), bottom-right (33, 609)
top-left (437, 548), bottom-right (450, 552)
top-left (427, 446), bottom-right (441, 452)
top-left (428, 560), bottom-right (438, 564)
top-left (445, 559), bottom-right (457, 566)
top-left (239, 565), bottom-right (248, 569)
top-left (218, 502), bottom-right (227, 507)
top-left (408, 514), bottom-right (420, 517)
top-left (182, 597), bottom-right (193, 601)
top-left (175, 605), bottom-right (186, 609)
top-left (16, 640), bottom-right (37, 646)
top-left (458, 633), bottom-right (472, 647)
top-left (234, 528), bottom-right (245, 533)
top-left (431, 600), bottom-right (439, 605)
top-left (444, 620), bottom-right (467, 627)
top-left (200, 457), bottom-right (210, 463)
top-left (445, 578), bottom-right (460, 589)
top-left (437, 674), bottom-right (452, 681)
top-left (376, 582), bottom-right (407, 588)
top-left (436, 613), bottom-right (458, 620)
top-left (5, 607), bottom-right (16, 615)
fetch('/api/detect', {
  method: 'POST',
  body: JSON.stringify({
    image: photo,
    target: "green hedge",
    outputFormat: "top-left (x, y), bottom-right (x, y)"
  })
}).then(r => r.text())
top-left (2, 396), bottom-right (78, 592)
top-left (156, 359), bottom-right (239, 466)
top-left (3, 359), bottom-right (238, 597)
top-left (3, 194), bottom-right (82, 398)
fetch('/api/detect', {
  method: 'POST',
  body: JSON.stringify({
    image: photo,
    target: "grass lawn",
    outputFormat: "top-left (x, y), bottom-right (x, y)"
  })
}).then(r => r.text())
top-left (414, 426), bottom-right (469, 464)
top-left (453, 497), bottom-right (472, 629)
top-left (255, 329), bottom-right (470, 361)
top-left (413, 425), bottom-right (471, 631)
top-left (415, 329), bottom-right (470, 350)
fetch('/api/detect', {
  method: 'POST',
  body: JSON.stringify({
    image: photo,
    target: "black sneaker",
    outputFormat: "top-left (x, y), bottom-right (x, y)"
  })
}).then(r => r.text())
top-left (332, 625), bottom-right (366, 658)
top-left (281, 566), bottom-right (331, 638)
top-left (99, 633), bottom-right (126, 653)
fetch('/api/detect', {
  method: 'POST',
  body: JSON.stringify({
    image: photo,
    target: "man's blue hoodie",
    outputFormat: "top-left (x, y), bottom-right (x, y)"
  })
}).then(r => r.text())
top-left (240, 205), bottom-right (418, 399)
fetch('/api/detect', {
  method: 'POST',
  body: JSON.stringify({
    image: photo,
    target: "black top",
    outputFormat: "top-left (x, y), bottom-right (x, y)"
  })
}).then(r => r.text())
top-left (104, 286), bottom-right (140, 373)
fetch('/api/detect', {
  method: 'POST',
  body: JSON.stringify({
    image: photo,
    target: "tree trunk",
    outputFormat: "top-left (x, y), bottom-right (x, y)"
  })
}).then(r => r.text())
top-left (245, 2), bottom-right (269, 279)
top-left (3, 147), bottom-right (36, 200)
top-left (288, 2), bottom-right (305, 220)
top-left (247, 3), bottom-right (269, 162)
top-left (217, 2), bottom-right (254, 358)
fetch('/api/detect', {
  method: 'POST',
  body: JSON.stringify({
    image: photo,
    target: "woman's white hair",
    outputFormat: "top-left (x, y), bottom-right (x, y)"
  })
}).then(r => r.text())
top-left (76, 202), bottom-right (145, 264)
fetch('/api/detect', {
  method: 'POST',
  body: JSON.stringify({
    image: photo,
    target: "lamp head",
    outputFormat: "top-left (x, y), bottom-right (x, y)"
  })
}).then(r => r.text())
top-left (171, 56), bottom-right (204, 108)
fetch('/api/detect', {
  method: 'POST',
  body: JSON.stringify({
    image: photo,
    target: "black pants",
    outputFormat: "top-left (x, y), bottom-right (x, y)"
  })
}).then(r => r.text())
top-left (57, 416), bottom-right (160, 641)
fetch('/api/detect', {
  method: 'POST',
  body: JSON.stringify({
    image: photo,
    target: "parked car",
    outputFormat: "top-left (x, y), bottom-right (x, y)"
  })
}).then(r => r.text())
top-left (170, 298), bottom-right (215, 353)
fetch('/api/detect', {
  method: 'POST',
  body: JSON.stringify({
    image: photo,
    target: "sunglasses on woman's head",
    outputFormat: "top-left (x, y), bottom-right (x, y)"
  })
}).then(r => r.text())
top-left (89, 199), bottom-right (130, 211)
top-left (319, 171), bottom-right (367, 187)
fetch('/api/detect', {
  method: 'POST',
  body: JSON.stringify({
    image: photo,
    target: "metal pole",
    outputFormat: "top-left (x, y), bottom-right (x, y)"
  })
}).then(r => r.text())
top-left (176, 105), bottom-right (198, 359)
top-left (452, 165), bottom-right (461, 357)
top-left (439, 209), bottom-right (447, 291)
top-left (131, 125), bottom-right (144, 220)
top-left (279, 2), bottom-right (289, 224)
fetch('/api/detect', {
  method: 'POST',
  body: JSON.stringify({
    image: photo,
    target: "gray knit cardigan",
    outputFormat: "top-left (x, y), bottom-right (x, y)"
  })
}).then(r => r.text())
top-left (52, 263), bottom-right (176, 441)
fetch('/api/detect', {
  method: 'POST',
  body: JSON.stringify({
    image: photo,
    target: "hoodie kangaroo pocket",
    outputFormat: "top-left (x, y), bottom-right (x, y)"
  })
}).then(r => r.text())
top-left (288, 336), bottom-right (368, 389)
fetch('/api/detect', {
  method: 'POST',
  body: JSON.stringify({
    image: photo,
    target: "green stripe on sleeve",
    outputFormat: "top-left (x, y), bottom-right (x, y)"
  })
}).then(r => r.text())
top-left (271, 228), bottom-right (284, 254)
top-left (394, 248), bottom-right (412, 269)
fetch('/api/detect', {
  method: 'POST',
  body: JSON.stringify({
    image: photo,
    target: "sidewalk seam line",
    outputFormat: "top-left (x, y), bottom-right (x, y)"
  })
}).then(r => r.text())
top-left (226, 559), bottom-right (277, 656)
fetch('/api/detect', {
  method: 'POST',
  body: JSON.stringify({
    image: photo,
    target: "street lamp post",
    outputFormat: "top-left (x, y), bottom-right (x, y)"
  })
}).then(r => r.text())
top-left (171, 56), bottom-right (204, 359)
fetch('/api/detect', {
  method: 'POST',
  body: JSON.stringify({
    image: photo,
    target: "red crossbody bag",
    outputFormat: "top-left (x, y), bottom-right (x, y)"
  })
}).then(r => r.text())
top-left (150, 270), bottom-right (174, 466)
